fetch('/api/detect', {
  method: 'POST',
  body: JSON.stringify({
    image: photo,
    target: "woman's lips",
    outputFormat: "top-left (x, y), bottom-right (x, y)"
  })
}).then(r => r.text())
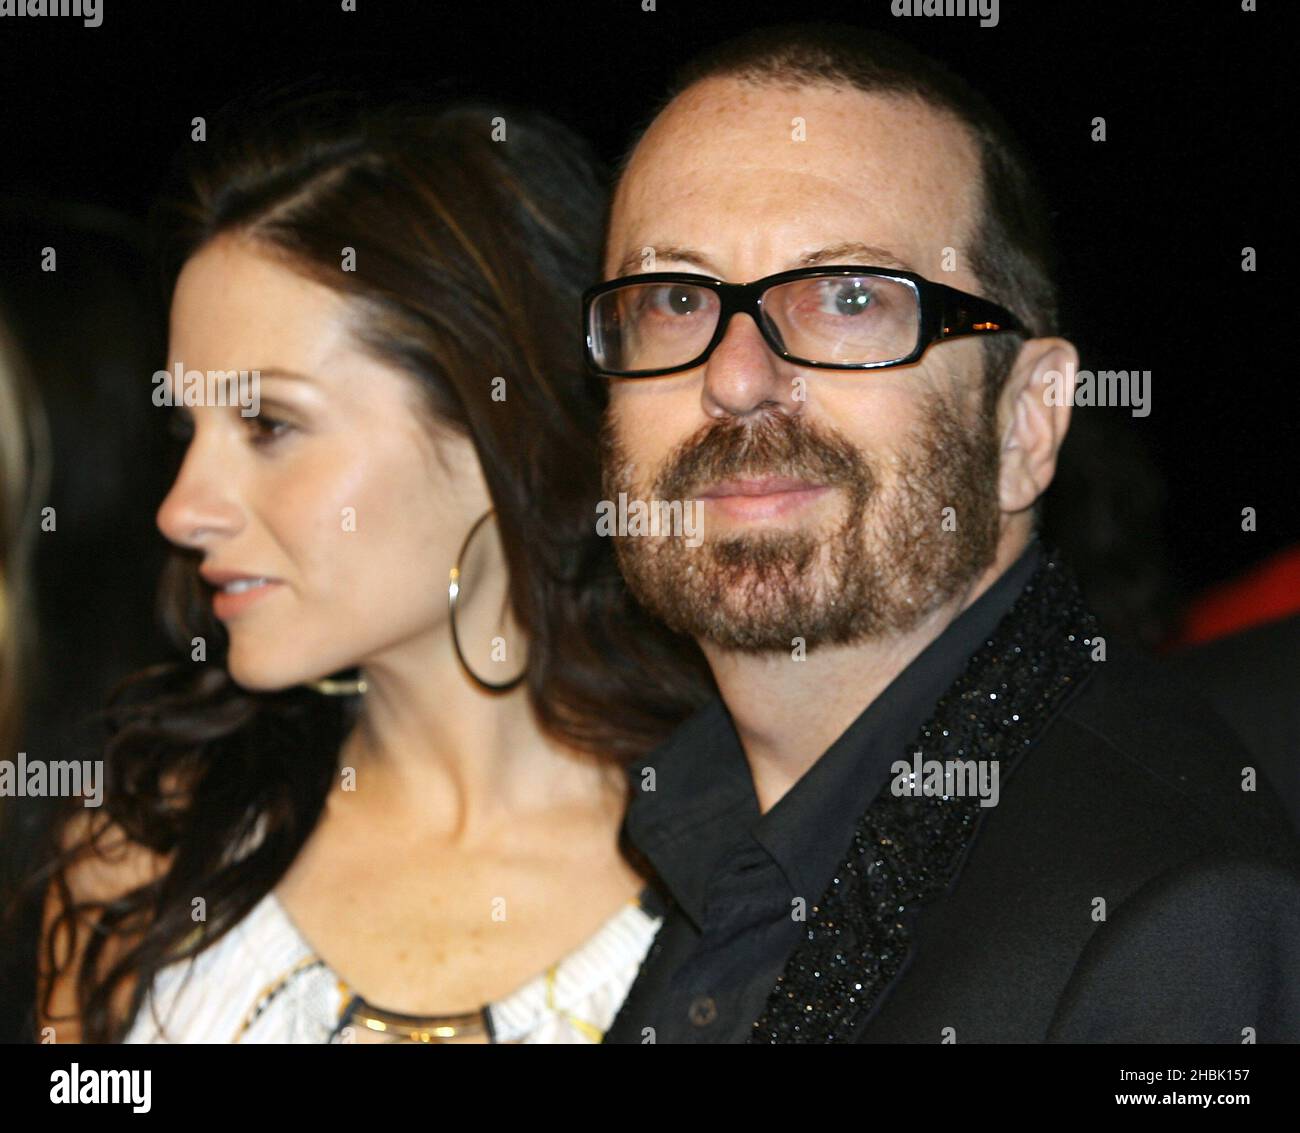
top-left (209, 578), bottom-right (284, 620)
top-left (695, 477), bottom-right (830, 521)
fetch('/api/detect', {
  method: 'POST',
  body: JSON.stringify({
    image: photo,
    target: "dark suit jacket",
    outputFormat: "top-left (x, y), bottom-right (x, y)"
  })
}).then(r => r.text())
top-left (1167, 614), bottom-right (1300, 835)
top-left (863, 642), bottom-right (1298, 1042)
top-left (607, 639), bottom-right (1300, 1043)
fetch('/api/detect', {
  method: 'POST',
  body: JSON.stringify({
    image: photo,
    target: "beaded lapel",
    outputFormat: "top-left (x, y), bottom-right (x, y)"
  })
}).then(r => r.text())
top-left (748, 549), bottom-right (1099, 1042)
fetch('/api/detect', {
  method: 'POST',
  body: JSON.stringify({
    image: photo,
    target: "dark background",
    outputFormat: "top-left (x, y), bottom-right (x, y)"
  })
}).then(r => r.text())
top-left (0, 0), bottom-right (1292, 1047)
top-left (0, 0), bottom-right (1290, 594)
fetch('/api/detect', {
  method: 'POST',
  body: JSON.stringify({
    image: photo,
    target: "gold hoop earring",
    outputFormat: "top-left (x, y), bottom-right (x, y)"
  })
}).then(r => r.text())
top-left (305, 674), bottom-right (368, 696)
top-left (449, 508), bottom-right (526, 692)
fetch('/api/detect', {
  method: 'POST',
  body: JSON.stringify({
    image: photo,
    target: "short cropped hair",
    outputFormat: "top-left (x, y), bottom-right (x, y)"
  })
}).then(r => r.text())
top-left (614, 22), bottom-right (1060, 398)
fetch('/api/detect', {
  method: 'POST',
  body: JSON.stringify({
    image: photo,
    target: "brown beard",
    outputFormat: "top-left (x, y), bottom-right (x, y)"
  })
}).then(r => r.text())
top-left (599, 397), bottom-right (1002, 654)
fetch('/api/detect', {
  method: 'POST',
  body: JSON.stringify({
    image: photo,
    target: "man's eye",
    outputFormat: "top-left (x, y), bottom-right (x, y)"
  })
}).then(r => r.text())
top-left (822, 281), bottom-right (876, 315)
top-left (646, 286), bottom-right (705, 316)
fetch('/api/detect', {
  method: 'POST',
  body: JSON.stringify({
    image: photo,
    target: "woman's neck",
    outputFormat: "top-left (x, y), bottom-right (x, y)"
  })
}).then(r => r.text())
top-left (334, 635), bottom-right (623, 846)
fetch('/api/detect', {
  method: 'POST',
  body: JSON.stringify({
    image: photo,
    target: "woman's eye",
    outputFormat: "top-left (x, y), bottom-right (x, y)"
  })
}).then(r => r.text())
top-left (247, 414), bottom-right (293, 447)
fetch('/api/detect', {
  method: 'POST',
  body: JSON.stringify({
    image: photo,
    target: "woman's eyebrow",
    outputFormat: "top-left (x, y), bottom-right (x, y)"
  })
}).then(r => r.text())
top-left (256, 368), bottom-right (318, 384)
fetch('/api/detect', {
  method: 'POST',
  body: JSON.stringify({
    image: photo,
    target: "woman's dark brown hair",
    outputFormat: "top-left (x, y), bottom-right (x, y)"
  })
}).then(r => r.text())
top-left (32, 87), bottom-right (712, 1043)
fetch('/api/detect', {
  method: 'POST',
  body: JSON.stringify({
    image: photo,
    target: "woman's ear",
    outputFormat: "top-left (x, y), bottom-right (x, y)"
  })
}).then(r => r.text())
top-left (996, 337), bottom-right (1078, 515)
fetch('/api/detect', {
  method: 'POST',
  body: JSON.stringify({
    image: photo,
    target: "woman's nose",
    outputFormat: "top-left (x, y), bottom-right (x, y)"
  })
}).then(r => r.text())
top-left (155, 433), bottom-right (244, 551)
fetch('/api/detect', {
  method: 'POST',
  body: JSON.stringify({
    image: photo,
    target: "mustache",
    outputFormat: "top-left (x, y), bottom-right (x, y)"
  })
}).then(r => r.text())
top-left (653, 410), bottom-right (875, 501)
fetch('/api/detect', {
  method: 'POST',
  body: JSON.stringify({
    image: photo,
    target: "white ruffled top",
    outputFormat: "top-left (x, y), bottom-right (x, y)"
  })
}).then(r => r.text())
top-left (122, 889), bottom-right (660, 1044)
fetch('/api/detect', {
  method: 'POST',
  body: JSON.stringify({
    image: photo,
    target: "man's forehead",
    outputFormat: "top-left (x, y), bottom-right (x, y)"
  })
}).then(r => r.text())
top-left (607, 78), bottom-right (981, 279)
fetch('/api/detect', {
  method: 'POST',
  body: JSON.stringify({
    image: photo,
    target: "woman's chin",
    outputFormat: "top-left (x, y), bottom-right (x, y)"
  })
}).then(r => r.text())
top-left (223, 653), bottom-right (312, 694)
top-left (226, 669), bottom-right (297, 694)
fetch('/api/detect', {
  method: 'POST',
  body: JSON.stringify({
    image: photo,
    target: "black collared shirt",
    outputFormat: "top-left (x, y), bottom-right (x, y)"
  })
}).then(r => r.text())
top-left (613, 538), bottom-right (1043, 1043)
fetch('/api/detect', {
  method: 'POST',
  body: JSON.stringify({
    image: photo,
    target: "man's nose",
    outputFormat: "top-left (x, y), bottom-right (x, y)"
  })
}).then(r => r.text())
top-left (701, 313), bottom-right (799, 419)
top-left (155, 437), bottom-right (244, 552)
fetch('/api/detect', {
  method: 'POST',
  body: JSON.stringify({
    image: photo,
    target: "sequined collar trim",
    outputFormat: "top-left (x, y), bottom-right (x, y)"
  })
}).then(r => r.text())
top-left (746, 549), bottom-right (1099, 1042)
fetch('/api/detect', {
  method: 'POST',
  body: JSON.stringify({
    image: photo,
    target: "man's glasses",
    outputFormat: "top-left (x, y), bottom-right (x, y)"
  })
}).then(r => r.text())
top-left (583, 265), bottom-right (1027, 378)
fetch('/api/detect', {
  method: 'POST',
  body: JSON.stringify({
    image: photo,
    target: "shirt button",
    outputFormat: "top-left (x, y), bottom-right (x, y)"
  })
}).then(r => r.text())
top-left (688, 995), bottom-right (718, 1027)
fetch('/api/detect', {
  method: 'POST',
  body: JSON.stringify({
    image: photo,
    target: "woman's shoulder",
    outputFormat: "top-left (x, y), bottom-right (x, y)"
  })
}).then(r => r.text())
top-left (55, 809), bottom-right (172, 900)
top-left (37, 808), bottom-right (174, 1043)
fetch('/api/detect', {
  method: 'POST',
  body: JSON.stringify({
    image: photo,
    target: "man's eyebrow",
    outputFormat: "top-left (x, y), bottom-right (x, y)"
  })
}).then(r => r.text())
top-left (614, 246), bottom-right (722, 277)
top-left (795, 242), bottom-right (913, 271)
top-left (612, 240), bottom-right (913, 279)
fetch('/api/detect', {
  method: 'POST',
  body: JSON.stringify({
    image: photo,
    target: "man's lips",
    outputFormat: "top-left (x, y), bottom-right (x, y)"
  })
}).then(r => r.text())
top-left (696, 476), bottom-right (823, 498)
top-left (693, 476), bottom-right (830, 520)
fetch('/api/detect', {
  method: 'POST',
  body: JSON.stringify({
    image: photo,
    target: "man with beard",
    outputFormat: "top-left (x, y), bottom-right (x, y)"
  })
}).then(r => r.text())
top-left (589, 24), bottom-right (1300, 1043)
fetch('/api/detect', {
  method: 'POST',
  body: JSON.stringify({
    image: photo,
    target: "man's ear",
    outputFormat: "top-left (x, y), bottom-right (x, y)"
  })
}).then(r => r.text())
top-left (996, 337), bottom-right (1078, 515)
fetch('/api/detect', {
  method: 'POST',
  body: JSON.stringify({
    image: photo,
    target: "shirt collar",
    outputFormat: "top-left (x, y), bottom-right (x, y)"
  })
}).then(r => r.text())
top-left (625, 537), bottom-right (1044, 930)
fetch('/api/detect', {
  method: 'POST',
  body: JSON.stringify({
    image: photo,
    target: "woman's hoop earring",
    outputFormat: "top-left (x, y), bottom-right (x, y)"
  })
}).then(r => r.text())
top-left (449, 508), bottom-right (526, 692)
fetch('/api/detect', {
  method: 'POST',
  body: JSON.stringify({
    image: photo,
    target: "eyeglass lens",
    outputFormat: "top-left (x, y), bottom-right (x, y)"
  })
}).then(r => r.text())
top-left (588, 274), bottom-right (921, 372)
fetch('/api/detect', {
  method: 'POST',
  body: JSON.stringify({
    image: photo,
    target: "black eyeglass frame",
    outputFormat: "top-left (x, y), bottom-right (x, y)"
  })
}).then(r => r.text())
top-left (582, 264), bottom-right (1029, 378)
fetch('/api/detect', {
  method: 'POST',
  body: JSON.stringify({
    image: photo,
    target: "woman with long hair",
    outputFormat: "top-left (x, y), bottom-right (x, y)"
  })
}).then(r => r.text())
top-left (32, 89), bottom-right (710, 1044)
